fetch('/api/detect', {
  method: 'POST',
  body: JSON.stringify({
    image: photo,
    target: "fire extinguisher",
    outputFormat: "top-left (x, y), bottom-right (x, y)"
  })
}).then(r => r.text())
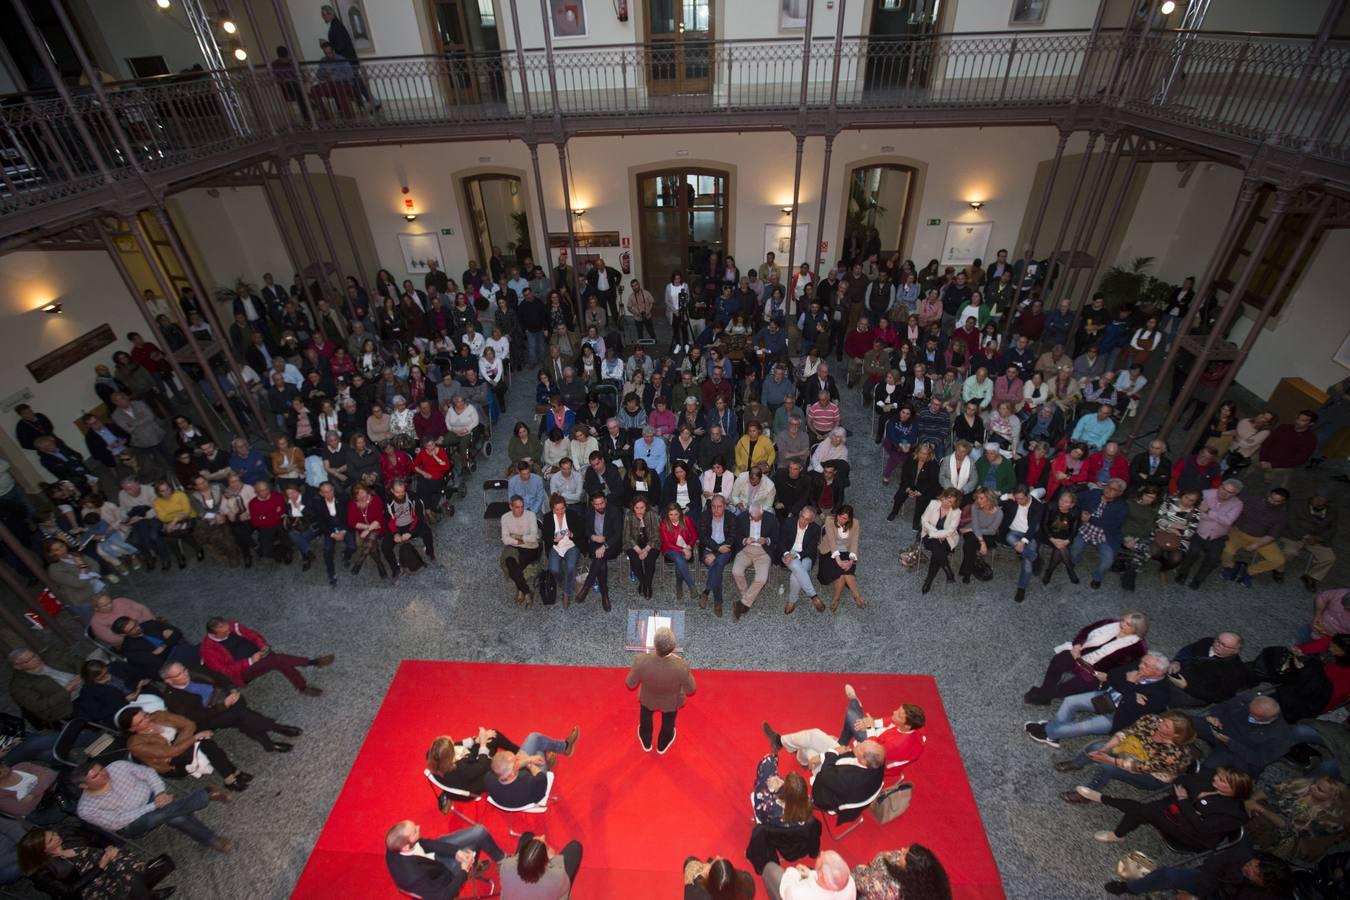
top-left (616, 0), bottom-right (628, 23)
top-left (620, 251), bottom-right (631, 274)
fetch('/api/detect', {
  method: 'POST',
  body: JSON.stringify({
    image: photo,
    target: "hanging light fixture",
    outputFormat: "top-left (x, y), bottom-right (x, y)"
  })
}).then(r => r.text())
top-left (233, 45), bottom-right (248, 61)
top-left (155, 0), bottom-right (171, 8)
top-left (221, 18), bottom-right (238, 34)
top-left (1160, 1), bottom-right (1177, 14)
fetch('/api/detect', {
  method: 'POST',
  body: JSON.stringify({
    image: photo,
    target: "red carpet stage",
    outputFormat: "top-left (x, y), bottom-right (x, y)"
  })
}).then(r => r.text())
top-left (294, 662), bottom-right (1004, 898)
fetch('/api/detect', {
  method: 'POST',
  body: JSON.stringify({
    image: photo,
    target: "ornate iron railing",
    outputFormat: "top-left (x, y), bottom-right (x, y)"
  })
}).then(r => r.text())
top-left (1, 29), bottom-right (1345, 226)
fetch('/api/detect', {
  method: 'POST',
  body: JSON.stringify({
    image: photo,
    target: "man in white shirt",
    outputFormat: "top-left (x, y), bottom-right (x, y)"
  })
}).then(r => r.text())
top-left (443, 396), bottom-right (481, 471)
top-left (730, 466), bottom-right (777, 516)
top-left (763, 850), bottom-right (857, 900)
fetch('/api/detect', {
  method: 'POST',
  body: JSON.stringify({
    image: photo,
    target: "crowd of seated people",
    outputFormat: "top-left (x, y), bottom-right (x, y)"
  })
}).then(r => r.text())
top-left (1021, 605), bottom-right (1350, 895)
top-left (6, 246), bottom-right (1350, 897)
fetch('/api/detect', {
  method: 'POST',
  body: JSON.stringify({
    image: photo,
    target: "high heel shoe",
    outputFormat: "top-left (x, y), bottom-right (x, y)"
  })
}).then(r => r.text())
top-left (921, 577), bottom-right (934, 595)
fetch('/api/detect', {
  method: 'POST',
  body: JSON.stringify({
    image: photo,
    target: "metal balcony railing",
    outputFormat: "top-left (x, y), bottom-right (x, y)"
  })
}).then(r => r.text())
top-left (1, 29), bottom-right (1346, 228)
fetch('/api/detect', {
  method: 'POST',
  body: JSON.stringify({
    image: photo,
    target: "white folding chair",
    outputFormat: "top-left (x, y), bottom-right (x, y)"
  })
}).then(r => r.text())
top-left (423, 768), bottom-right (485, 826)
top-left (487, 770), bottom-right (557, 837)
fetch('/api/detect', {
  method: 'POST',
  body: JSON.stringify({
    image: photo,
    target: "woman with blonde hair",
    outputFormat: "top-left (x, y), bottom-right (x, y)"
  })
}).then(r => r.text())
top-left (1245, 775), bottom-right (1350, 863)
top-left (1057, 711), bottom-right (1197, 800)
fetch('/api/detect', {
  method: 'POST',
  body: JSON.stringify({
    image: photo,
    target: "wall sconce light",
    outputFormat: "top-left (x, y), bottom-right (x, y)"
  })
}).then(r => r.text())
top-left (1160, 1), bottom-right (1177, 14)
top-left (403, 213), bottom-right (418, 222)
top-left (40, 302), bottom-right (63, 315)
top-left (221, 18), bottom-right (238, 34)
top-left (781, 206), bottom-right (793, 216)
top-left (572, 208), bottom-right (587, 217)
top-left (967, 201), bottom-right (986, 211)
top-left (155, 0), bottom-right (171, 9)
top-left (232, 44), bottom-right (248, 61)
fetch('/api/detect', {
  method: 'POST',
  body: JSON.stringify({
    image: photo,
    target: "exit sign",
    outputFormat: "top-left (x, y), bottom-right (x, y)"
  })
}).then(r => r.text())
top-left (440, 227), bottom-right (455, 235)
top-left (926, 218), bottom-right (941, 226)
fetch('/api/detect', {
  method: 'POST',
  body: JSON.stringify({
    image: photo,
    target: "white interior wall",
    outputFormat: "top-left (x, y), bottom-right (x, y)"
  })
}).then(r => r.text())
top-left (166, 187), bottom-right (294, 292)
top-left (71, 0), bottom-right (208, 79)
top-left (950, 0), bottom-right (1097, 32)
top-left (0, 250), bottom-right (148, 478)
top-left (284, 0), bottom-right (432, 61)
top-left (1200, 0), bottom-right (1332, 35)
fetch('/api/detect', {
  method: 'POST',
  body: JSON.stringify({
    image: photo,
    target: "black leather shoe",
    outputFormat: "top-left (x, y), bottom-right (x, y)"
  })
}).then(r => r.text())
top-left (269, 741), bottom-right (294, 753)
top-left (274, 725), bottom-right (303, 737)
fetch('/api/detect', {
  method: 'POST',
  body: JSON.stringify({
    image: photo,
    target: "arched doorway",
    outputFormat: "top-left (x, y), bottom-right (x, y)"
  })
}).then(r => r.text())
top-left (636, 168), bottom-right (729, 293)
top-left (462, 174), bottom-right (531, 269)
top-left (840, 162), bottom-right (917, 266)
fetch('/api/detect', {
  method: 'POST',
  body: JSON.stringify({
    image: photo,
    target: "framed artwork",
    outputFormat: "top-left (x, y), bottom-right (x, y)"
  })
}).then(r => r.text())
top-left (549, 1), bottom-right (588, 39)
top-left (26, 324), bottom-right (116, 384)
top-left (779, 0), bottom-right (808, 31)
top-left (397, 232), bottom-right (444, 275)
top-left (941, 221), bottom-right (993, 267)
top-left (764, 223), bottom-right (810, 270)
top-left (344, 1), bottom-right (374, 53)
top-left (1334, 329), bottom-right (1350, 370)
top-left (1009, 0), bottom-right (1049, 26)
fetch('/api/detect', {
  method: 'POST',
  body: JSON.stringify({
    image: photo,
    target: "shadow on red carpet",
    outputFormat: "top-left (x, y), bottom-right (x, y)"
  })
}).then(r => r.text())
top-left (293, 661), bottom-right (1004, 898)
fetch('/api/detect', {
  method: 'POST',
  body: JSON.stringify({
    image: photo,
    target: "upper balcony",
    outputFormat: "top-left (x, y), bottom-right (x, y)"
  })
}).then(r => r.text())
top-left (1, 27), bottom-right (1346, 241)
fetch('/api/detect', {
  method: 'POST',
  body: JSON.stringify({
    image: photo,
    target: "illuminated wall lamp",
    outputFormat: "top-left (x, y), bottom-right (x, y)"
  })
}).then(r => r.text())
top-left (572, 208), bottom-right (587, 217)
top-left (780, 206), bottom-right (794, 216)
top-left (1160, 1), bottom-right (1177, 15)
top-left (221, 18), bottom-right (238, 35)
top-left (403, 213), bottom-right (418, 221)
top-left (155, 0), bottom-right (170, 9)
top-left (967, 201), bottom-right (986, 211)
top-left (40, 302), bottom-right (63, 315)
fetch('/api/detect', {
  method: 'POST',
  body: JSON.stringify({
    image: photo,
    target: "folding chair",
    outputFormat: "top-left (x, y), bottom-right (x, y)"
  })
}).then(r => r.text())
top-left (813, 780), bottom-right (884, 840)
top-left (423, 768), bottom-right (486, 826)
top-left (487, 770), bottom-right (557, 837)
top-left (84, 626), bottom-right (124, 661)
top-left (482, 479), bottom-right (509, 540)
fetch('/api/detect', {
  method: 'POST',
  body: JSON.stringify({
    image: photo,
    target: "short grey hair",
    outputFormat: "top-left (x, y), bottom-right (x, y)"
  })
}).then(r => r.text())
top-left (1121, 611), bottom-right (1149, 637)
top-left (653, 626), bottom-right (676, 656)
top-left (1221, 478), bottom-right (1244, 492)
top-left (748, 503), bottom-right (764, 516)
top-left (858, 740), bottom-right (885, 767)
top-left (1106, 477), bottom-right (1128, 491)
top-left (1141, 651), bottom-right (1171, 672)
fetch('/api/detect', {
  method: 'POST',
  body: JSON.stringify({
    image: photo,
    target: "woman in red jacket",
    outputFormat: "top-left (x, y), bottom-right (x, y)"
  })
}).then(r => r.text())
top-left (659, 503), bottom-right (699, 601)
top-left (1047, 442), bottom-right (1090, 494)
top-left (346, 484), bottom-right (388, 579)
top-left (379, 443), bottom-right (414, 486)
top-left (412, 437), bottom-right (452, 517)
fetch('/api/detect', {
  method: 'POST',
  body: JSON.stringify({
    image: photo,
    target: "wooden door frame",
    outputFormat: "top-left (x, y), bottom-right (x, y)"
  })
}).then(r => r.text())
top-left (460, 171), bottom-right (528, 268)
top-left (633, 164), bottom-right (732, 295)
top-left (641, 0), bottom-right (716, 96)
top-left (836, 158), bottom-right (924, 262)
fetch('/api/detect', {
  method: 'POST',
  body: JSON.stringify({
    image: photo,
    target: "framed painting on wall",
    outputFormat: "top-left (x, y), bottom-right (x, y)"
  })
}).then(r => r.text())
top-left (398, 233), bottom-right (444, 274)
top-left (1009, 0), bottom-right (1049, 26)
top-left (343, 1), bottom-right (374, 53)
top-left (764, 223), bottom-right (810, 270)
top-left (941, 221), bottom-right (993, 267)
top-left (1335, 329), bottom-right (1350, 370)
top-left (549, 1), bottom-right (588, 39)
top-left (779, 0), bottom-right (808, 31)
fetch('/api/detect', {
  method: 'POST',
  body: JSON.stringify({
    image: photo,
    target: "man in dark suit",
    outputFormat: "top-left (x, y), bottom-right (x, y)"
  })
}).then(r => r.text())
top-left (762, 724), bottom-right (885, 816)
top-left (385, 819), bottom-right (504, 900)
top-left (799, 362), bottom-right (841, 405)
top-left (1189, 695), bottom-right (1294, 776)
top-left (1027, 652), bottom-right (1171, 748)
top-left (111, 617), bottom-right (199, 682)
top-left (313, 480), bottom-right (355, 587)
top-left (582, 452), bottom-right (626, 507)
top-left (33, 436), bottom-right (96, 488)
top-left (1166, 633), bottom-right (1248, 707)
top-left (575, 492), bottom-right (621, 611)
top-left (245, 330), bottom-right (276, 377)
top-left (999, 487), bottom-right (1045, 604)
top-left (1162, 275), bottom-right (1196, 345)
top-left (586, 258), bottom-right (623, 322)
top-left (732, 503), bottom-right (779, 620)
top-left (159, 660), bottom-right (300, 752)
top-left (775, 506), bottom-right (823, 614)
top-left (902, 364), bottom-right (935, 404)
top-left (1129, 439), bottom-right (1173, 495)
top-left (696, 494), bottom-right (742, 618)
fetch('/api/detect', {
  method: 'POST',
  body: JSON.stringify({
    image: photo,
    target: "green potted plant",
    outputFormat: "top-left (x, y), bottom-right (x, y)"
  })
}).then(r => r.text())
top-left (1096, 256), bottom-right (1155, 309)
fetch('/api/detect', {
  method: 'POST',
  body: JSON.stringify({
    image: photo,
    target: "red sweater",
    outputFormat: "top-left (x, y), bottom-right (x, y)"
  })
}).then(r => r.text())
top-left (130, 342), bottom-right (172, 375)
top-left (843, 327), bottom-right (876, 360)
top-left (248, 492), bottom-right (285, 529)
top-left (660, 518), bottom-right (697, 555)
top-left (1083, 450), bottom-right (1129, 485)
top-left (200, 620), bottom-right (266, 687)
top-left (1296, 636), bottom-right (1350, 712)
top-left (1259, 424), bottom-right (1317, 469)
top-left (347, 498), bottom-right (386, 531)
top-left (380, 450), bottom-right (414, 484)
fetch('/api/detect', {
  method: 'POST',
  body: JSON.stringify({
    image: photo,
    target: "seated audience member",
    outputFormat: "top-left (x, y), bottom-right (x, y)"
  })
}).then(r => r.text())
top-left (118, 707), bottom-right (250, 793)
top-left (1261, 633), bottom-right (1350, 722)
top-left (1218, 488), bottom-right (1289, 588)
top-left (159, 660), bottom-right (300, 754)
top-left (1025, 652), bottom-right (1170, 748)
top-left (75, 760), bottom-right (230, 852)
top-left (385, 819), bottom-right (504, 899)
top-left (1190, 695), bottom-right (1295, 776)
top-left (918, 488), bottom-right (962, 595)
top-left (852, 845), bottom-right (951, 900)
top-left (7, 648), bottom-right (83, 729)
top-left (1169, 446), bottom-right (1222, 495)
top-left (1055, 711), bottom-right (1198, 799)
top-left (1243, 775), bottom-right (1350, 864)
top-left (999, 486), bottom-right (1044, 604)
top-left (1103, 844), bottom-right (1292, 897)
top-left (1304, 586), bottom-right (1350, 643)
top-left (1166, 633), bottom-right (1249, 707)
top-left (760, 723), bottom-right (885, 811)
top-left (425, 729), bottom-right (521, 808)
top-left (1128, 439), bottom-right (1172, 495)
top-left (683, 856), bottom-right (756, 900)
top-left (1081, 766), bottom-right (1250, 850)
top-left (0, 760), bottom-right (60, 824)
top-left (112, 616), bottom-right (198, 680)
top-left (626, 626), bottom-right (696, 754)
top-left (751, 757), bottom-right (812, 829)
top-left (484, 727), bottom-right (580, 809)
top-left (16, 828), bottom-right (170, 899)
top-left (1276, 491), bottom-right (1338, 593)
top-left (1070, 404), bottom-right (1115, 451)
top-left (199, 617), bottom-right (334, 696)
top-left (1068, 478), bottom-right (1128, 589)
top-left (73, 658), bottom-right (159, 727)
top-left (500, 495), bottom-right (542, 607)
top-left (762, 849), bottom-right (855, 900)
top-left (1025, 611), bottom-right (1149, 704)
top-left (500, 831), bottom-right (584, 899)
top-left (87, 591), bottom-right (159, 649)
top-left (777, 506), bottom-right (823, 614)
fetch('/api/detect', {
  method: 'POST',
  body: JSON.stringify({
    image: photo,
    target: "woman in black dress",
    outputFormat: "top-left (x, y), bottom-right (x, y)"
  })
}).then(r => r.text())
top-left (887, 442), bottom-right (940, 532)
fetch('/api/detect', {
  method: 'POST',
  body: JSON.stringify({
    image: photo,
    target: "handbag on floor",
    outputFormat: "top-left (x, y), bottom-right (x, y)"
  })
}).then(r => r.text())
top-left (972, 556), bottom-right (994, 582)
top-left (869, 782), bottom-right (913, 824)
top-left (1114, 850), bottom-right (1156, 880)
top-left (898, 543), bottom-right (926, 571)
top-left (537, 568), bottom-right (557, 606)
top-left (398, 542), bottom-right (425, 573)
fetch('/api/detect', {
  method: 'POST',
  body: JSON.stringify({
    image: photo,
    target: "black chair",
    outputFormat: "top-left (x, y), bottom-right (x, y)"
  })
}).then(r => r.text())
top-left (482, 479), bottom-right (509, 540)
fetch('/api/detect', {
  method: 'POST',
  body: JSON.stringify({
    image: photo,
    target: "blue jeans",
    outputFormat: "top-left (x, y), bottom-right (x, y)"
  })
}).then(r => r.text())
top-left (1069, 536), bottom-right (1115, 583)
top-left (665, 549), bottom-right (697, 590)
top-left (520, 732), bottom-right (567, 772)
top-left (526, 331), bottom-right (547, 365)
top-left (549, 547), bottom-right (579, 590)
top-left (702, 549), bottom-right (733, 604)
top-left (1005, 531), bottom-right (1039, 589)
top-left (421, 823), bottom-right (505, 863)
top-left (839, 697), bottom-right (867, 744)
top-left (784, 555), bottom-right (816, 601)
top-left (1289, 723), bottom-right (1339, 777)
top-left (287, 527), bottom-right (318, 557)
top-left (323, 530), bottom-right (357, 579)
top-left (1045, 691), bottom-right (1114, 741)
top-left (122, 788), bottom-right (216, 846)
top-left (128, 519), bottom-right (170, 565)
top-left (1126, 866), bottom-right (1201, 894)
